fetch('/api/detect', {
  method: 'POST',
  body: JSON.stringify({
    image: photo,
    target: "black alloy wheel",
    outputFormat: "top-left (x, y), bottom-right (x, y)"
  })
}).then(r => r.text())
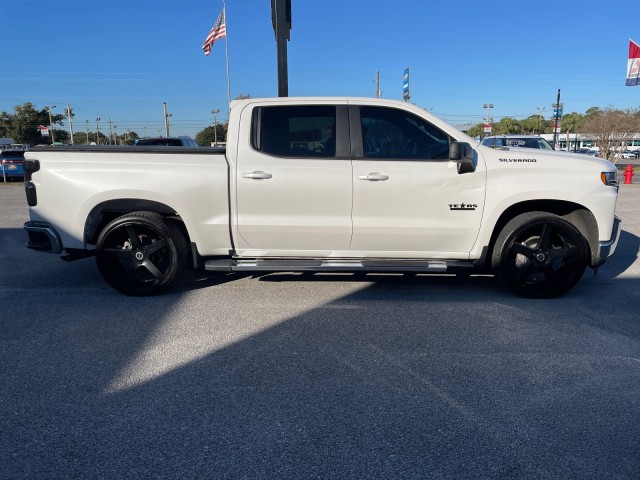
top-left (492, 212), bottom-right (589, 298)
top-left (95, 212), bottom-right (187, 295)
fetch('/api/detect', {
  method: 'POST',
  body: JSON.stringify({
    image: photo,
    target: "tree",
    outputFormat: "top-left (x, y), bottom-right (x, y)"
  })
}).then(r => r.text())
top-left (521, 115), bottom-right (536, 134)
top-left (52, 129), bottom-right (70, 144)
top-left (466, 123), bottom-right (484, 138)
top-left (561, 112), bottom-right (583, 135)
top-left (195, 124), bottom-right (227, 146)
top-left (0, 111), bottom-right (12, 138)
top-left (493, 117), bottom-right (522, 135)
top-left (2, 102), bottom-right (65, 145)
top-left (580, 107), bottom-right (640, 162)
top-left (120, 131), bottom-right (140, 145)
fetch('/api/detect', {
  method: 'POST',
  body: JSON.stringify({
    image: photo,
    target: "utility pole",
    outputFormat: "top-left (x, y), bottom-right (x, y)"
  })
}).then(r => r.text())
top-left (113, 125), bottom-right (118, 145)
top-left (95, 117), bottom-right (101, 144)
top-left (66, 103), bottom-right (74, 144)
top-left (108, 118), bottom-right (114, 145)
top-left (375, 70), bottom-right (381, 98)
top-left (211, 109), bottom-right (220, 146)
top-left (85, 120), bottom-right (89, 144)
top-left (163, 101), bottom-right (171, 137)
top-left (45, 106), bottom-right (56, 143)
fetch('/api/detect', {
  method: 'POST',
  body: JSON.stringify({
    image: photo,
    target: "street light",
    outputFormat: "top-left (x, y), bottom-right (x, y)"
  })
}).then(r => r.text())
top-left (95, 117), bottom-right (101, 144)
top-left (536, 107), bottom-right (546, 134)
top-left (482, 103), bottom-right (493, 137)
top-left (45, 105), bottom-right (56, 143)
top-left (85, 120), bottom-right (89, 143)
top-left (211, 109), bottom-right (220, 146)
top-left (163, 102), bottom-right (172, 137)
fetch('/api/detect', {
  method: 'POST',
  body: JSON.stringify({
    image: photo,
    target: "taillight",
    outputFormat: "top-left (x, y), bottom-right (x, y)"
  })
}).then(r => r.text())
top-left (24, 160), bottom-right (40, 206)
top-left (23, 159), bottom-right (40, 181)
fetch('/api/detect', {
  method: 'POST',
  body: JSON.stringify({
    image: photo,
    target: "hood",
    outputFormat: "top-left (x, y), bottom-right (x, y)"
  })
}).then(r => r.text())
top-left (478, 144), bottom-right (616, 171)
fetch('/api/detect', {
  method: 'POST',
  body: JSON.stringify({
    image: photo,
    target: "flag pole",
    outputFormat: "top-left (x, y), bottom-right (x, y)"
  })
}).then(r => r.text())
top-left (224, 0), bottom-right (231, 110)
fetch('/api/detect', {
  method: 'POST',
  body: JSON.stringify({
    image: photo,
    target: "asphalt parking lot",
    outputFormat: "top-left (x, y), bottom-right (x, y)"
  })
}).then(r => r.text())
top-left (1, 181), bottom-right (639, 479)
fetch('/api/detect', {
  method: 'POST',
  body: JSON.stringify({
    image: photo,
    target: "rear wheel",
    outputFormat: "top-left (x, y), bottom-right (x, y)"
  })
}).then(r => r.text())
top-left (492, 212), bottom-right (588, 298)
top-left (95, 212), bottom-right (187, 295)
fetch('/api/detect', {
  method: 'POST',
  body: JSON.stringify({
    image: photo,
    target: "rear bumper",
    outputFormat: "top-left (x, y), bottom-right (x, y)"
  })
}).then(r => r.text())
top-left (24, 221), bottom-right (63, 254)
top-left (1, 165), bottom-right (24, 178)
top-left (595, 215), bottom-right (621, 267)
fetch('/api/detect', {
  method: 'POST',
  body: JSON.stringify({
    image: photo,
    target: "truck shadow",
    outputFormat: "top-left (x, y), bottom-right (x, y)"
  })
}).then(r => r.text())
top-left (593, 229), bottom-right (640, 279)
top-left (175, 230), bottom-right (640, 291)
top-left (2, 227), bottom-right (640, 478)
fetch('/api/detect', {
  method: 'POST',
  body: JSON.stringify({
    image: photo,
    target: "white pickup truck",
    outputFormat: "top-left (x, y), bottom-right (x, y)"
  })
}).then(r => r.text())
top-left (23, 97), bottom-right (621, 298)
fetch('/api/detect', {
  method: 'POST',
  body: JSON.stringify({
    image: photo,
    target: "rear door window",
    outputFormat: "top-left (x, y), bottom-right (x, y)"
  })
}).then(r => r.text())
top-left (253, 106), bottom-right (337, 158)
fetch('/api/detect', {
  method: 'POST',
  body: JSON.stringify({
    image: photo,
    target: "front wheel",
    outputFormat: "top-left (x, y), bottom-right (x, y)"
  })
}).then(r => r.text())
top-left (95, 212), bottom-right (187, 295)
top-left (492, 212), bottom-right (589, 298)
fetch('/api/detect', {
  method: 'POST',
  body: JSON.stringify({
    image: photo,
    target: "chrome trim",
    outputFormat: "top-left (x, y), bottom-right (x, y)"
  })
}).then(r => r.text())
top-left (205, 258), bottom-right (454, 273)
top-left (596, 215), bottom-right (621, 265)
top-left (24, 221), bottom-right (63, 254)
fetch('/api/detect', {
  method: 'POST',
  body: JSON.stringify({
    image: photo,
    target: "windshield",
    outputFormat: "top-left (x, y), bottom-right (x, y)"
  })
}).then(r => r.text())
top-left (505, 138), bottom-right (554, 150)
top-left (482, 137), bottom-right (553, 150)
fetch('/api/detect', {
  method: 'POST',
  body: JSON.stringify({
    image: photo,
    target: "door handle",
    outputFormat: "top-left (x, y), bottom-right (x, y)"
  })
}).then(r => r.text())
top-left (358, 173), bottom-right (389, 181)
top-left (242, 171), bottom-right (273, 180)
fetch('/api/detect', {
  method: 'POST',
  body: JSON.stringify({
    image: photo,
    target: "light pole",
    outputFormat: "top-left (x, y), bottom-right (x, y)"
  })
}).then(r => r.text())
top-left (211, 109), bottom-right (220, 146)
top-left (482, 103), bottom-right (493, 138)
top-left (536, 107), bottom-right (545, 134)
top-left (85, 120), bottom-right (89, 144)
top-left (45, 105), bottom-right (56, 143)
top-left (163, 102), bottom-right (172, 137)
top-left (108, 118), bottom-right (113, 145)
top-left (95, 117), bottom-right (101, 144)
top-left (66, 103), bottom-right (74, 144)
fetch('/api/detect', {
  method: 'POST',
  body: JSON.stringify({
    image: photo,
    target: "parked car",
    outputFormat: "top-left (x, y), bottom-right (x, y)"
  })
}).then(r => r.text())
top-left (576, 148), bottom-right (599, 156)
top-left (1, 149), bottom-right (25, 181)
top-left (619, 150), bottom-right (638, 159)
top-left (135, 136), bottom-right (198, 147)
top-left (481, 135), bottom-right (554, 150)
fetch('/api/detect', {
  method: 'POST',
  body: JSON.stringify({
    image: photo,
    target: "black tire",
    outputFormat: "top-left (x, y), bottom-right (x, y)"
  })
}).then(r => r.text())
top-left (491, 212), bottom-right (588, 298)
top-left (95, 212), bottom-right (187, 295)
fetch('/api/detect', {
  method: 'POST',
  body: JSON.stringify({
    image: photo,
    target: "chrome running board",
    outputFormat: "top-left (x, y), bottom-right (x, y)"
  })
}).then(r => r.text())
top-left (204, 258), bottom-right (474, 273)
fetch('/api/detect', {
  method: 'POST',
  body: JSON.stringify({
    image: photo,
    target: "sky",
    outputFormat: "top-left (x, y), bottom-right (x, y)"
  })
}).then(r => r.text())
top-left (1, 0), bottom-right (640, 138)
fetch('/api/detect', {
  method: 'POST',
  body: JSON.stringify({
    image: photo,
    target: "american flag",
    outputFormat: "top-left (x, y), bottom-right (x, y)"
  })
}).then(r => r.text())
top-left (202, 10), bottom-right (226, 56)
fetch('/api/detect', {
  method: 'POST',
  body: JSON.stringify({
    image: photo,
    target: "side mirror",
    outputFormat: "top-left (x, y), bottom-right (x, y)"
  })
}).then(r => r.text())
top-left (450, 141), bottom-right (476, 174)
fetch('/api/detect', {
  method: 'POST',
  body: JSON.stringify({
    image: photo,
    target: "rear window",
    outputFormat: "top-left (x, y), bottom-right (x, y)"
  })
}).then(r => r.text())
top-left (137, 139), bottom-right (183, 146)
top-left (0, 150), bottom-right (25, 159)
top-left (503, 138), bottom-right (553, 149)
top-left (252, 105), bottom-right (337, 158)
top-left (482, 137), bottom-right (553, 150)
